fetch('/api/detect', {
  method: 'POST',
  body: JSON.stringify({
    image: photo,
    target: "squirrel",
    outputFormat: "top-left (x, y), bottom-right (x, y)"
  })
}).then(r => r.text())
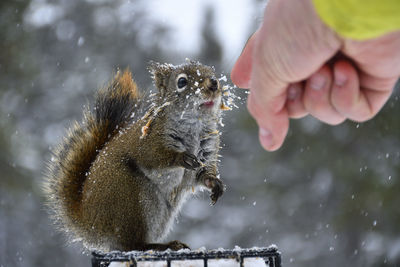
top-left (44, 61), bottom-right (229, 252)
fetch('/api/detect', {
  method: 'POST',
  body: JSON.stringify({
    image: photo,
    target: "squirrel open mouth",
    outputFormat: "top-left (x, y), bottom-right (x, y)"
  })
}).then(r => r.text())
top-left (200, 100), bottom-right (215, 108)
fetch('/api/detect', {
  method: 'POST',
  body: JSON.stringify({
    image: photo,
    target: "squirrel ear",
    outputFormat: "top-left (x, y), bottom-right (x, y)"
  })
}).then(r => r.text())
top-left (148, 61), bottom-right (172, 94)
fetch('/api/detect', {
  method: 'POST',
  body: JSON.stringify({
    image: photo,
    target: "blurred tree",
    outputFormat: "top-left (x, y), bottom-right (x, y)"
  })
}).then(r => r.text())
top-left (198, 6), bottom-right (223, 70)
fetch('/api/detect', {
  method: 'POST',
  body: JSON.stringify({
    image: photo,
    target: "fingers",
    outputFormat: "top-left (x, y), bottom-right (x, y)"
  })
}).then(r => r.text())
top-left (331, 60), bottom-right (395, 122)
top-left (247, 92), bottom-right (289, 151)
top-left (299, 60), bottom-right (395, 124)
top-left (245, 54), bottom-right (395, 152)
top-left (230, 32), bottom-right (258, 89)
top-left (286, 82), bottom-right (308, 119)
top-left (303, 64), bottom-right (345, 124)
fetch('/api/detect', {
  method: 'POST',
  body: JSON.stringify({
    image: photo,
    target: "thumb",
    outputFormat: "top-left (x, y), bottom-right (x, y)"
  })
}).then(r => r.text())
top-left (248, 26), bottom-right (291, 151)
top-left (231, 32), bottom-right (258, 89)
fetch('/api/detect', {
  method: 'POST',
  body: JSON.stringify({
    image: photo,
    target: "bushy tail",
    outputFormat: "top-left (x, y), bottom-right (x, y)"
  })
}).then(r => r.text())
top-left (44, 70), bottom-right (139, 233)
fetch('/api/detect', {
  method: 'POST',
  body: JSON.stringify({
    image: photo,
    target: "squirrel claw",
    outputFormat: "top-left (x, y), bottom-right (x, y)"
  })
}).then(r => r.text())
top-left (206, 177), bottom-right (225, 205)
top-left (181, 153), bottom-right (201, 170)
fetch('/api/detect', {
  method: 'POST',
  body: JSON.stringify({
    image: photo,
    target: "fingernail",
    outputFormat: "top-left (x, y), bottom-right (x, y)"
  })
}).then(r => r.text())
top-left (287, 85), bottom-right (299, 100)
top-left (334, 69), bottom-right (347, 87)
top-left (310, 73), bottom-right (326, 90)
top-left (259, 127), bottom-right (274, 148)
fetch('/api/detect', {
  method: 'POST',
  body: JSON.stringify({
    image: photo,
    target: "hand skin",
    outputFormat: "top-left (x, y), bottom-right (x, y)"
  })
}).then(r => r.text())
top-left (231, 0), bottom-right (400, 151)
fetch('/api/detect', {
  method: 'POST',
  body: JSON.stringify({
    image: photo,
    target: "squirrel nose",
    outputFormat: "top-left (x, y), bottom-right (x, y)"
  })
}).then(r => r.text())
top-left (208, 78), bottom-right (218, 92)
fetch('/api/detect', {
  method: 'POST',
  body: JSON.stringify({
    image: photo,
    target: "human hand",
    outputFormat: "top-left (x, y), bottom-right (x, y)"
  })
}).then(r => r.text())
top-left (231, 0), bottom-right (400, 151)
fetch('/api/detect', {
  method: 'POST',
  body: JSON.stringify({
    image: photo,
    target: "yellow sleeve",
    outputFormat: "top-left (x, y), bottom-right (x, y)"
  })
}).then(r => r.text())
top-left (312, 0), bottom-right (400, 40)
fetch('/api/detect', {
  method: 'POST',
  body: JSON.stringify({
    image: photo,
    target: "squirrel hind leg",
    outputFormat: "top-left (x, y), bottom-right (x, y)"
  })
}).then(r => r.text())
top-left (140, 240), bottom-right (190, 251)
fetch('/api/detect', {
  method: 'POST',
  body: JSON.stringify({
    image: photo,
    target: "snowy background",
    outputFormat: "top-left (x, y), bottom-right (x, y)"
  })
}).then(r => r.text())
top-left (1, 0), bottom-right (399, 266)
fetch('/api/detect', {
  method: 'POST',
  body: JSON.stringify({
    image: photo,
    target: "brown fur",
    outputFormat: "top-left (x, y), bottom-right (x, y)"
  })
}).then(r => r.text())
top-left (44, 70), bottom-right (140, 243)
top-left (44, 62), bottom-right (225, 252)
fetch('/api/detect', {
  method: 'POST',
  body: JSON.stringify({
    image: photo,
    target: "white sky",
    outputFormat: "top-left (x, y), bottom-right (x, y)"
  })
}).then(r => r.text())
top-left (25, 0), bottom-right (266, 67)
top-left (147, 0), bottom-right (265, 65)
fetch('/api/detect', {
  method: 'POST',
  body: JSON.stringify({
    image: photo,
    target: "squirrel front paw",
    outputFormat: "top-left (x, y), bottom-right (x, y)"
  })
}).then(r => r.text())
top-left (181, 152), bottom-right (202, 170)
top-left (207, 177), bottom-right (224, 205)
top-left (197, 169), bottom-right (225, 205)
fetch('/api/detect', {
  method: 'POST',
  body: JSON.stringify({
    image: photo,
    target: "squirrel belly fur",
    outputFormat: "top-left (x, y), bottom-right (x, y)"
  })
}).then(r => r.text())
top-left (44, 61), bottom-right (227, 252)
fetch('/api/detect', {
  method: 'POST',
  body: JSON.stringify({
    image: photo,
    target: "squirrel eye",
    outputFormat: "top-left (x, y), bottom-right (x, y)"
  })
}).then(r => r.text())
top-left (176, 74), bottom-right (188, 92)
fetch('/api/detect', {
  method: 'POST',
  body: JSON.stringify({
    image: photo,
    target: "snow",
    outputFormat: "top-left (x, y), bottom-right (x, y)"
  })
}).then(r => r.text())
top-left (138, 262), bottom-right (168, 267)
top-left (77, 36), bottom-right (85, 46)
top-left (219, 75), bottom-right (227, 82)
top-left (244, 258), bottom-right (269, 267)
top-left (105, 246), bottom-right (277, 267)
top-left (108, 258), bottom-right (268, 267)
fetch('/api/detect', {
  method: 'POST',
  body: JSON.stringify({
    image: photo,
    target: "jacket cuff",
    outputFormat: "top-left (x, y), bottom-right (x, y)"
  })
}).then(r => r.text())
top-left (312, 0), bottom-right (400, 40)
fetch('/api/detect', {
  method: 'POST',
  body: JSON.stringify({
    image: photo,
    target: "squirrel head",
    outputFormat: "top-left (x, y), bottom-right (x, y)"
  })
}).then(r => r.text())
top-left (148, 61), bottom-right (222, 112)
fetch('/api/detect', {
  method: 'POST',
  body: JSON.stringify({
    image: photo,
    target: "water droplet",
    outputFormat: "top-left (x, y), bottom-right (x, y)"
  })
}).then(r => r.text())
top-left (329, 246), bottom-right (334, 251)
top-left (373, 220), bottom-right (377, 226)
top-left (253, 201), bottom-right (257, 206)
